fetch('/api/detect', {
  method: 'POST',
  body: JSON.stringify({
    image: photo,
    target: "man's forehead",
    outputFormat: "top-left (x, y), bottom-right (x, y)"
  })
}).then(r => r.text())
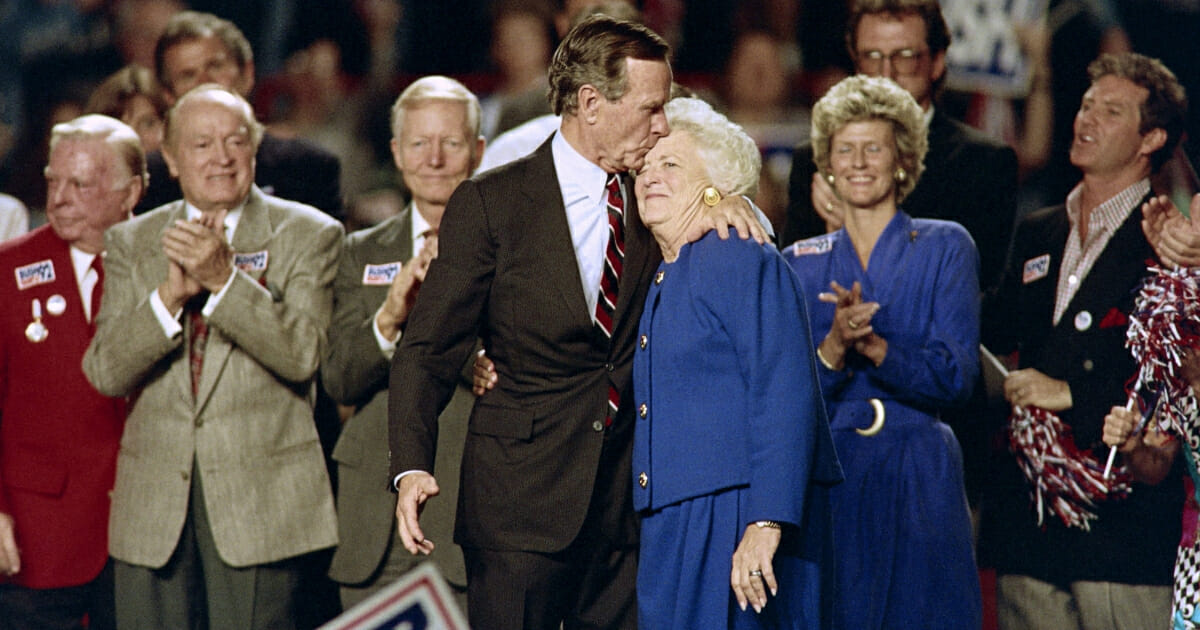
top-left (1087, 75), bottom-right (1148, 106)
top-left (48, 139), bottom-right (112, 173)
top-left (856, 13), bottom-right (927, 49)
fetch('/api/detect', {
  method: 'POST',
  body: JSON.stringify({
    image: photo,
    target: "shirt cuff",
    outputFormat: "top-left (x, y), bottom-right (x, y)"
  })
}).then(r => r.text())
top-left (201, 269), bottom-right (238, 318)
top-left (373, 305), bottom-right (401, 360)
top-left (393, 469), bottom-right (426, 491)
top-left (150, 288), bottom-right (184, 338)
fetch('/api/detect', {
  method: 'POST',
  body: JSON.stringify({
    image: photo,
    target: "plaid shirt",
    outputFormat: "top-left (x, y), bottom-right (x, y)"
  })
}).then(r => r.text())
top-left (1052, 178), bottom-right (1150, 325)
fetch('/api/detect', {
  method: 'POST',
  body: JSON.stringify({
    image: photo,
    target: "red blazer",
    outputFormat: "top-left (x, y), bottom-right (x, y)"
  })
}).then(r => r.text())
top-left (0, 225), bottom-right (125, 589)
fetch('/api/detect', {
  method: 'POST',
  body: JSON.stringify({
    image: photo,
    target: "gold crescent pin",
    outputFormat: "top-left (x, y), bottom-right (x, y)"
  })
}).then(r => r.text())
top-left (856, 398), bottom-right (886, 436)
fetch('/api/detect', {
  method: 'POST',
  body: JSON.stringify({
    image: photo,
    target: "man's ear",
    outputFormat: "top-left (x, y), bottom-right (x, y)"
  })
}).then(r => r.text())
top-left (578, 84), bottom-right (602, 124)
top-left (1140, 127), bottom-right (1168, 160)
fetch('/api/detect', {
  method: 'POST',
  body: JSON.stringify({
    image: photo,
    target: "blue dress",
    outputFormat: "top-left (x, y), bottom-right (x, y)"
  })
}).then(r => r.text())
top-left (633, 232), bottom-right (843, 630)
top-left (783, 212), bottom-right (982, 629)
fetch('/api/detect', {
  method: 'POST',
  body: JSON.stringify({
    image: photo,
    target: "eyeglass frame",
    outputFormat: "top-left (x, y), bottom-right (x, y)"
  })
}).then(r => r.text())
top-left (855, 47), bottom-right (930, 75)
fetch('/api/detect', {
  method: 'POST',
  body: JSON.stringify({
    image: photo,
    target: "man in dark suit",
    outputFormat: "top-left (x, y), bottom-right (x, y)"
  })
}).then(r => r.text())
top-left (133, 11), bottom-right (342, 220)
top-left (981, 52), bottom-right (1187, 630)
top-left (0, 115), bottom-right (144, 630)
top-left (322, 75), bottom-right (483, 612)
top-left (783, 0), bottom-right (1016, 295)
top-left (388, 15), bottom-right (763, 630)
top-left (82, 85), bottom-right (342, 630)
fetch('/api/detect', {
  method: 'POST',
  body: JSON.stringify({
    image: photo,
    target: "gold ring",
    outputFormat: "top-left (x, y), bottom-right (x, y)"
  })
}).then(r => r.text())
top-left (825, 201), bottom-right (834, 212)
top-left (749, 569), bottom-right (763, 577)
top-left (847, 319), bottom-right (859, 330)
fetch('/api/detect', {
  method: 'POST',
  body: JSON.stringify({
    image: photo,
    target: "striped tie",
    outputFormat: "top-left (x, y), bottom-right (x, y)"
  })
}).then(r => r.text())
top-left (596, 173), bottom-right (625, 425)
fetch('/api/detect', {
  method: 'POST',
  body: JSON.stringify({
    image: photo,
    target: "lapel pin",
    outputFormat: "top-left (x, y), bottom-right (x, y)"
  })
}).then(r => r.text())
top-left (25, 298), bottom-right (47, 342)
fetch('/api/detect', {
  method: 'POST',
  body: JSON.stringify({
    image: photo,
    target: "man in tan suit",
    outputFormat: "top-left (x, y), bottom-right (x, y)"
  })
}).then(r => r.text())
top-left (82, 84), bottom-right (342, 629)
top-left (322, 75), bottom-right (482, 612)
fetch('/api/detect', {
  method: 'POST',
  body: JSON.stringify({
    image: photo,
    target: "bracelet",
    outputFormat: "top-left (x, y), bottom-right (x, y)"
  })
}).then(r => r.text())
top-left (815, 346), bottom-right (838, 371)
top-left (754, 520), bottom-right (782, 530)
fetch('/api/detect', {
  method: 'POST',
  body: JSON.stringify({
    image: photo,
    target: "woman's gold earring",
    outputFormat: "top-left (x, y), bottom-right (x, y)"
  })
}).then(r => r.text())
top-left (702, 187), bottom-right (722, 207)
top-left (895, 167), bottom-right (907, 182)
top-left (826, 173), bottom-right (836, 186)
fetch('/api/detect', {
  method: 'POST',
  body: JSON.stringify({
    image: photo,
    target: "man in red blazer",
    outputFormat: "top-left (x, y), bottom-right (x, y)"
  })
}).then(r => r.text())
top-left (0, 115), bottom-right (145, 629)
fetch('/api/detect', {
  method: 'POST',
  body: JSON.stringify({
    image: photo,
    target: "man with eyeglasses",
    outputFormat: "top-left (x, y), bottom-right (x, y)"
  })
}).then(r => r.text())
top-left (783, 0), bottom-right (1017, 299)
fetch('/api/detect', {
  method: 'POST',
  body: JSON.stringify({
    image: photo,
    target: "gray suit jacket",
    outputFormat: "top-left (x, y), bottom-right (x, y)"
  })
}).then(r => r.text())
top-left (82, 186), bottom-right (342, 569)
top-left (322, 207), bottom-right (469, 587)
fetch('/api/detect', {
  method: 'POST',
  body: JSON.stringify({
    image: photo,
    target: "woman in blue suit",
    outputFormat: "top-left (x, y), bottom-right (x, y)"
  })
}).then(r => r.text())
top-left (631, 97), bottom-right (842, 630)
top-left (783, 75), bottom-right (982, 629)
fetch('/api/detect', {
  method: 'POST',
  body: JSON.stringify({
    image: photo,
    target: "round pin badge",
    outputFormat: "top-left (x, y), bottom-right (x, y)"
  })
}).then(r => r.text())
top-left (1074, 310), bottom-right (1093, 331)
top-left (46, 294), bottom-right (66, 316)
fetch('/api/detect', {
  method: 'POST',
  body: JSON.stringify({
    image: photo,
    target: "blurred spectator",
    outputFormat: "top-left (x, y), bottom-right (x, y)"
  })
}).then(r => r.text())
top-left (85, 65), bottom-right (169, 154)
top-left (0, 194), bottom-right (28, 242)
top-left (480, 1), bottom-right (556, 139)
top-left (134, 11), bottom-right (343, 220)
top-left (721, 29), bottom-right (810, 233)
top-left (111, 0), bottom-right (185, 70)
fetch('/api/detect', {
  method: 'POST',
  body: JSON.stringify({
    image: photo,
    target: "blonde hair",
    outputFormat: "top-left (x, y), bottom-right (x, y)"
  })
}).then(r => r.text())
top-left (811, 74), bottom-right (927, 202)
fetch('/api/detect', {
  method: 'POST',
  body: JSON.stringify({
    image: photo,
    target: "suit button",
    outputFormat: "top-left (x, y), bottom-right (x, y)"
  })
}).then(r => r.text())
top-left (638, 472), bottom-right (648, 488)
top-left (181, 471), bottom-right (189, 482)
top-left (655, 270), bottom-right (665, 284)
top-left (640, 334), bottom-right (648, 349)
top-left (639, 403), bottom-right (647, 418)
top-left (605, 362), bottom-right (614, 372)
top-left (592, 420), bottom-right (604, 432)
top-left (1082, 359), bottom-right (1094, 371)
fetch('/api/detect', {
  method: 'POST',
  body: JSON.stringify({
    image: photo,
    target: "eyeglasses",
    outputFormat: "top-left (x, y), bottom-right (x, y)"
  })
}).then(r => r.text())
top-left (857, 48), bottom-right (928, 75)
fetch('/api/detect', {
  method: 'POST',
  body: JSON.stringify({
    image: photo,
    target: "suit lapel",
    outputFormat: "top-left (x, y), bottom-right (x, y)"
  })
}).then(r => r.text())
top-left (520, 141), bottom-right (595, 331)
top-left (195, 188), bottom-right (271, 411)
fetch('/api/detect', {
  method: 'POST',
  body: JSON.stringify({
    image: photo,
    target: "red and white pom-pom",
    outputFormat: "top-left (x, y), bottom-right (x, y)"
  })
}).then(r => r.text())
top-left (1009, 405), bottom-right (1132, 530)
top-left (1127, 265), bottom-right (1200, 447)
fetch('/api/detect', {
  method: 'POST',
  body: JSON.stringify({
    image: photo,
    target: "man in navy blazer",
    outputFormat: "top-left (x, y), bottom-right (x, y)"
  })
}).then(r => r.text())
top-left (133, 11), bottom-right (342, 220)
top-left (981, 52), bottom-right (1188, 630)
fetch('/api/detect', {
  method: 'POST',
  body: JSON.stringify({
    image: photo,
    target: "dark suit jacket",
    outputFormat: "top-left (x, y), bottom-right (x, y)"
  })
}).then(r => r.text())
top-left (784, 110), bottom-right (1018, 294)
top-left (0, 226), bottom-right (125, 589)
top-left (135, 133), bottom-right (343, 220)
top-left (979, 194), bottom-right (1182, 586)
top-left (388, 137), bottom-right (660, 553)
top-left (322, 207), bottom-right (469, 587)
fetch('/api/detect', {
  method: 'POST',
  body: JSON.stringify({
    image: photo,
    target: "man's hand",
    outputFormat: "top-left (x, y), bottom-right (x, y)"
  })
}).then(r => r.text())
top-left (161, 210), bottom-right (234, 293)
top-left (1102, 405), bottom-right (1140, 451)
top-left (159, 257), bottom-right (204, 315)
top-left (1142, 194), bottom-right (1200, 267)
top-left (687, 194), bottom-right (768, 244)
top-left (394, 472), bottom-right (439, 555)
top-left (472, 349), bottom-right (497, 396)
top-left (810, 172), bottom-right (844, 233)
top-left (1004, 368), bottom-right (1072, 410)
top-left (376, 236), bottom-right (438, 340)
top-left (730, 524), bottom-right (781, 614)
top-left (0, 512), bottom-right (19, 576)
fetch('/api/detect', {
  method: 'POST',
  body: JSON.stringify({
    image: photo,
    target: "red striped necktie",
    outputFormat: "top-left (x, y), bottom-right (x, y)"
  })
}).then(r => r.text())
top-left (596, 173), bottom-right (625, 425)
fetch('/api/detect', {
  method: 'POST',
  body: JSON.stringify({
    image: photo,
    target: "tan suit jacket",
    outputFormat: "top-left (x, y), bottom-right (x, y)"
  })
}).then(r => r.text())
top-left (83, 186), bottom-right (342, 569)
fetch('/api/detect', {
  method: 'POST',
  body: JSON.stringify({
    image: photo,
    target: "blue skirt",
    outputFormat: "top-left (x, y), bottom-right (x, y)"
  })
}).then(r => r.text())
top-left (638, 486), bottom-right (831, 630)
top-left (829, 400), bottom-right (981, 629)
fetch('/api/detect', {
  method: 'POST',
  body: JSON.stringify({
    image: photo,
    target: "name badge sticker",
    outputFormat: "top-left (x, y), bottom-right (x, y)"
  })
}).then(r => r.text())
top-left (1023, 254), bottom-right (1050, 284)
top-left (234, 250), bottom-right (269, 273)
top-left (790, 239), bottom-right (832, 257)
top-left (363, 262), bottom-right (402, 286)
top-left (15, 259), bottom-right (55, 290)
